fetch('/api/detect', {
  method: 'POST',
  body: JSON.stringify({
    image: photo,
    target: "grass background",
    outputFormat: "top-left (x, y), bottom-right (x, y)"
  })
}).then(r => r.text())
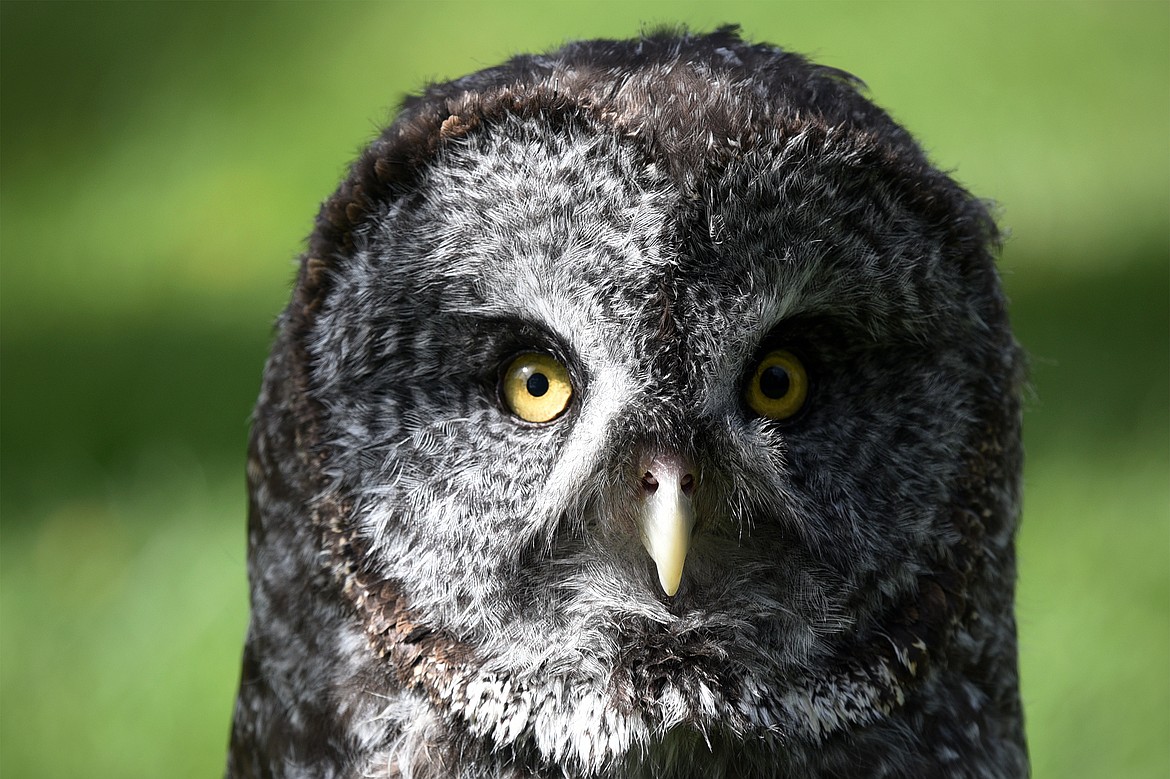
top-left (1, 1), bottom-right (1166, 776)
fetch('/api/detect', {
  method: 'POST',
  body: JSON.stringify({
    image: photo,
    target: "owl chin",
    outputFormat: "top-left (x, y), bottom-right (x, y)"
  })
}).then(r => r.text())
top-left (405, 619), bottom-right (915, 777)
top-left (342, 535), bottom-right (957, 777)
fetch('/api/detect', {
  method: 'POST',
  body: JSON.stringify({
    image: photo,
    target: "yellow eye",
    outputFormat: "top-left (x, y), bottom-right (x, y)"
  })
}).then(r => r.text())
top-left (501, 352), bottom-right (573, 423)
top-left (745, 349), bottom-right (809, 420)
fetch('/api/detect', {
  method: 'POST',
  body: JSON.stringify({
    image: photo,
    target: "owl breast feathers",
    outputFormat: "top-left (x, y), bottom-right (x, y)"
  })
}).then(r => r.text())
top-left (228, 26), bottom-right (1027, 779)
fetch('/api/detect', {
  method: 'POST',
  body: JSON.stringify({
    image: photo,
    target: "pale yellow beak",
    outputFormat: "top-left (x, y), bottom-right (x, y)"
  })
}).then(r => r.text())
top-left (638, 459), bottom-right (696, 597)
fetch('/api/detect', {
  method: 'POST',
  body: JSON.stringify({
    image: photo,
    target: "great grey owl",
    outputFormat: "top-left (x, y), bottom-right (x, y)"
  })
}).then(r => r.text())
top-left (228, 27), bottom-right (1027, 779)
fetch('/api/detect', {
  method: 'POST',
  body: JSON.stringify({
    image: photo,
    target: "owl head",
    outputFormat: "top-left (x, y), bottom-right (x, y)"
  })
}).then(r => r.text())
top-left (231, 26), bottom-right (1026, 779)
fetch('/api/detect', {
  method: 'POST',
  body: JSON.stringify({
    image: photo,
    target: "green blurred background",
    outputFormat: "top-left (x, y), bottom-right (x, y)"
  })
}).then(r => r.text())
top-left (1, 2), bottom-right (1166, 776)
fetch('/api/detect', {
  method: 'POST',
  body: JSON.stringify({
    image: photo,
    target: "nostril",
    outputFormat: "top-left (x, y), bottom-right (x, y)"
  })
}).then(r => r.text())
top-left (680, 473), bottom-right (696, 497)
top-left (641, 472), bottom-right (659, 495)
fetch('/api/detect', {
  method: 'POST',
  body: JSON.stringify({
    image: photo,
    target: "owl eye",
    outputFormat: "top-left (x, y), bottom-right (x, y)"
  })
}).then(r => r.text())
top-left (745, 349), bottom-right (809, 420)
top-left (501, 352), bottom-right (573, 423)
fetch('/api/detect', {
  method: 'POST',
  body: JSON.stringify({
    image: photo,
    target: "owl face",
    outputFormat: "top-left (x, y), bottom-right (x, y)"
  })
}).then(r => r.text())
top-left (302, 112), bottom-right (996, 761)
top-left (235, 28), bottom-right (1025, 779)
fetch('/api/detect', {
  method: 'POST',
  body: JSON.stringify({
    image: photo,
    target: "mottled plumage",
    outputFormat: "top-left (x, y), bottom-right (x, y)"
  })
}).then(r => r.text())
top-left (228, 27), bottom-right (1027, 779)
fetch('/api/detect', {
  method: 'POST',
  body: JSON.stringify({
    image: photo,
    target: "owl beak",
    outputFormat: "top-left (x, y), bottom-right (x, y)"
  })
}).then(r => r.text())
top-left (638, 457), bottom-right (696, 597)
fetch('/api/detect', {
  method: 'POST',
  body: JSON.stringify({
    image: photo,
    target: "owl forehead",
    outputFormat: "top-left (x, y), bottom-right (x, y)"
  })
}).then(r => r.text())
top-left (370, 112), bottom-right (964, 375)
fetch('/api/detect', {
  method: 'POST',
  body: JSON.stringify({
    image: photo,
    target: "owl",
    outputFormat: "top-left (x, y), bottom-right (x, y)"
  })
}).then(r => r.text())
top-left (227, 27), bottom-right (1027, 779)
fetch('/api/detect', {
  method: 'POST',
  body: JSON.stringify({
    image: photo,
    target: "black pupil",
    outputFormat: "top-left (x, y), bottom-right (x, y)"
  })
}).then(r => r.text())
top-left (526, 372), bottom-right (550, 397)
top-left (759, 365), bottom-right (790, 399)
